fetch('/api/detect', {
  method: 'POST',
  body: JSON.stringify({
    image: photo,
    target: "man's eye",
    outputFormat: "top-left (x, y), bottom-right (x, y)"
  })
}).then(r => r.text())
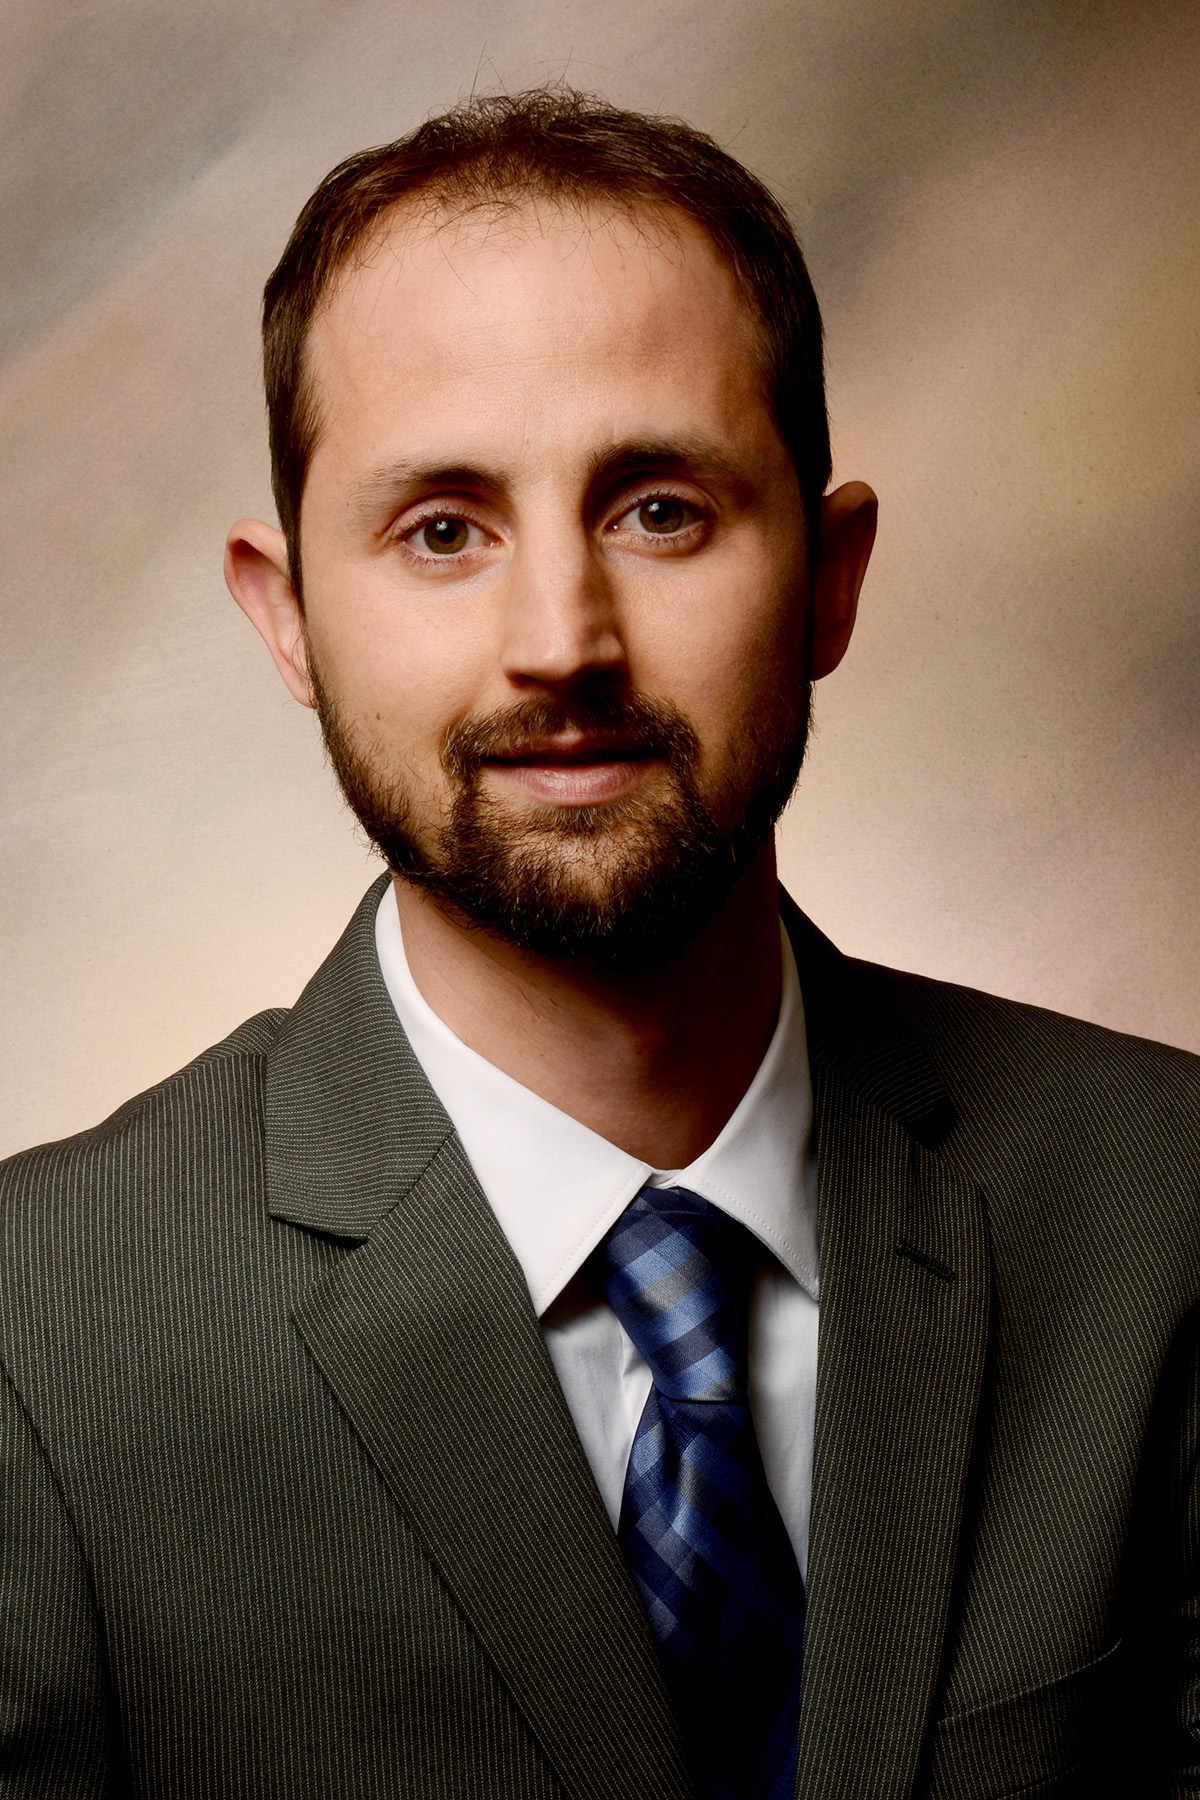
top-left (613, 497), bottom-right (702, 537)
top-left (406, 516), bottom-right (484, 556)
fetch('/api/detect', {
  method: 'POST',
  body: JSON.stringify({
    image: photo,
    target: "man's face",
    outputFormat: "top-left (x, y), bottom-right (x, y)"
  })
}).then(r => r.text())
top-left (291, 198), bottom-right (818, 966)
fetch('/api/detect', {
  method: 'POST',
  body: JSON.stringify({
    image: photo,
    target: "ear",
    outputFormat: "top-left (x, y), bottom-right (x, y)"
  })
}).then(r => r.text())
top-left (224, 519), bottom-right (314, 708)
top-left (809, 481), bottom-right (878, 680)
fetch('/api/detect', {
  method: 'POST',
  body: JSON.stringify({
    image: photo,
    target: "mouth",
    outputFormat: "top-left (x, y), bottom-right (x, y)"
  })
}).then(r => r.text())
top-left (480, 734), bottom-right (661, 805)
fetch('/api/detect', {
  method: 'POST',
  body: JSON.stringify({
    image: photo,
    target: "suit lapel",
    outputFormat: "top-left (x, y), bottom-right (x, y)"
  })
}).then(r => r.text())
top-left (263, 878), bottom-right (987, 1798)
top-left (784, 902), bottom-right (991, 1800)
top-left (265, 879), bottom-right (694, 1800)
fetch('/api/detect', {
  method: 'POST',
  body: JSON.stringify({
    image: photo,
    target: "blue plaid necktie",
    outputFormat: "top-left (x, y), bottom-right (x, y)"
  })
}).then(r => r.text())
top-left (595, 1186), bottom-right (805, 1800)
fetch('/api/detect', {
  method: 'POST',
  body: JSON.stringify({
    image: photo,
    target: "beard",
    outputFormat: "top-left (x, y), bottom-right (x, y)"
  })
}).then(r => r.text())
top-left (310, 666), bottom-right (811, 974)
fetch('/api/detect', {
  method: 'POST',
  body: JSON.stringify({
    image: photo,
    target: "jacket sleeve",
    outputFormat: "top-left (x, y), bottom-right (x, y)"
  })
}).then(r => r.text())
top-left (0, 1367), bottom-right (112, 1795)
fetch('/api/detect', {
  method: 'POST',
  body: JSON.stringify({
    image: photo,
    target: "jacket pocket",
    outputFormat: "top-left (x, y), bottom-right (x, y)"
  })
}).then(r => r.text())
top-left (922, 1638), bottom-right (1123, 1800)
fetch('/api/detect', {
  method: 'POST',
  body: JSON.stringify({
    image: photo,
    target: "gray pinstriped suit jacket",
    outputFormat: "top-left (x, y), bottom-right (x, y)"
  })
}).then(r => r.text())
top-left (2, 876), bottom-right (1199, 1798)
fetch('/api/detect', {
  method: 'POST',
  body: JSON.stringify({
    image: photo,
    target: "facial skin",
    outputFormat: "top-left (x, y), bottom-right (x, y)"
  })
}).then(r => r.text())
top-left (227, 196), bottom-right (876, 1163)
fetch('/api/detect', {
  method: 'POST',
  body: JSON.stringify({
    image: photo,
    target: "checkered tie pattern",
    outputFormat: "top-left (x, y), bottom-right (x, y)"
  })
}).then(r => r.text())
top-left (595, 1186), bottom-right (805, 1800)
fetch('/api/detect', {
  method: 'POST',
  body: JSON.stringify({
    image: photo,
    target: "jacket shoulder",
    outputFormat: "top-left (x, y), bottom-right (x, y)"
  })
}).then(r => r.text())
top-left (0, 1007), bottom-right (290, 1200)
top-left (879, 960), bottom-right (1200, 1097)
top-left (868, 959), bottom-right (1200, 1179)
top-left (784, 892), bottom-right (1200, 1139)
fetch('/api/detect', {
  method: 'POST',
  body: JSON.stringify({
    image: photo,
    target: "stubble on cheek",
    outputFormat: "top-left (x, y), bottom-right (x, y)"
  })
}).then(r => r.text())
top-left (304, 647), bottom-right (437, 861)
top-left (304, 626), bottom-right (812, 970)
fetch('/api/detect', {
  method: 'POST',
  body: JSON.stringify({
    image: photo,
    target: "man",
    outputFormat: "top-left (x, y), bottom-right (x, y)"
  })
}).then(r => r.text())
top-left (1, 87), bottom-right (1197, 1800)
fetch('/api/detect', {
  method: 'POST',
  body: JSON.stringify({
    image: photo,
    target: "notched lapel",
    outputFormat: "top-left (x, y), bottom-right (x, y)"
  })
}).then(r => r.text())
top-left (785, 897), bottom-right (991, 1800)
top-left (266, 879), bottom-right (693, 1800)
top-left (291, 1137), bottom-right (693, 1800)
top-left (796, 1075), bottom-right (989, 1800)
top-left (263, 876), bottom-right (451, 1243)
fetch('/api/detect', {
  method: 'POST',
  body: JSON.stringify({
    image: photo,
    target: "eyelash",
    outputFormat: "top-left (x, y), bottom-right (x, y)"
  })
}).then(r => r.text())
top-left (395, 507), bottom-right (493, 562)
top-left (393, 486), bottom-right (711, 562)
top-left (607, 490), bottom-right (709, 540)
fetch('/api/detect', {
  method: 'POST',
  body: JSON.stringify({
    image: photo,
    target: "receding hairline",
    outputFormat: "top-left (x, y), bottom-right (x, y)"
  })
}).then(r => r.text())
top-left (296, 182), bottom-right (774, 496)
top-left (346, 179), bottom-right (695, 270)
top-left (264, 91), bottom-right (831, 600)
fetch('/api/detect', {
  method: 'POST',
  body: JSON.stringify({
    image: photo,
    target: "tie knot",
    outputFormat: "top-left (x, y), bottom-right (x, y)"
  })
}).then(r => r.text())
top-left (594, 1186), bottom-right (756, 1402)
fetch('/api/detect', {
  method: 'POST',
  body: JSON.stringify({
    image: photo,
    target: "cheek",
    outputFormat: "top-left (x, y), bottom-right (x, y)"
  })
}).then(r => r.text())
top-left (304, 585), bottom-right (493, 751)
top-left (633, 554), bottom-right (808, 740)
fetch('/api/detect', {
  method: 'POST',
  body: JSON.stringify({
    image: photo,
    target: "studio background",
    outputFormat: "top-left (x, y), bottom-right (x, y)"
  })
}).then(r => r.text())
top-left (2, 0), bottom-right (1197, 1157)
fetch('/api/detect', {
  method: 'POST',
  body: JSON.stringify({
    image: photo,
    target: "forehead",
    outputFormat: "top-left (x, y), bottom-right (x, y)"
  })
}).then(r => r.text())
top-left (303, 196), bottom-right (769, 474)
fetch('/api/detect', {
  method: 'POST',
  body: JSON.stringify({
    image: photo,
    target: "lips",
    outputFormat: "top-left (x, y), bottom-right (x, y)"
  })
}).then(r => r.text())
top-left (440, 695), bottom-right (696, 793)
top-left (479, 736), bottom-right (660, 804)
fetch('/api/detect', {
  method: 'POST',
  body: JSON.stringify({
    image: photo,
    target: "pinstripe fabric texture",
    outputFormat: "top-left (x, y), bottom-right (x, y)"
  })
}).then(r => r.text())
top-left (0, 874), bottom-right (1199, 1798)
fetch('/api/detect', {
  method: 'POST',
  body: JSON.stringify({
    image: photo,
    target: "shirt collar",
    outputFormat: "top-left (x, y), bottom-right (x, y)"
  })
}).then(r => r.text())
top-left (375, 886), bottom-right (818, 1315)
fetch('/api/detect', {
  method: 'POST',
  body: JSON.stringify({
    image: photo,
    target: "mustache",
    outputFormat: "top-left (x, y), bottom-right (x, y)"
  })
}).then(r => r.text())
top-left (441, 693), bottom-right (700, 780)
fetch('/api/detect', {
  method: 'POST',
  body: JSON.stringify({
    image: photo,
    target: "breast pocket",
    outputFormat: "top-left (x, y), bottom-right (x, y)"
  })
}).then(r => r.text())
top-left (922, 1639), bottom-right (1123, 1800)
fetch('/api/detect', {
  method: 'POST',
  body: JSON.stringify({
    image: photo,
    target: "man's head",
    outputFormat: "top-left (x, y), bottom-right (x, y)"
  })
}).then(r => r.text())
top-left (226, 90), bottom-right (876, 971)
top-left (260, 89), bottom-right (833, 602)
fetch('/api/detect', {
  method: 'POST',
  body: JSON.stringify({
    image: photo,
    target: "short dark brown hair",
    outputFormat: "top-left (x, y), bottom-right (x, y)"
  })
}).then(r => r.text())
top-left (262, 88), bottom-right (831, 593)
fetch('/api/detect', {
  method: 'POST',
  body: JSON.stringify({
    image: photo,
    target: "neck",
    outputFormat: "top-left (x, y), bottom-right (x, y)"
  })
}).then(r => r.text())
top-left (392, 844), bottom-right (785, 1168)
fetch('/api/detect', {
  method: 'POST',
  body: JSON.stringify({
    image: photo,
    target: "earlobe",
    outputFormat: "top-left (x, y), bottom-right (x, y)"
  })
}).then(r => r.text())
top-left (224, 520), bottom-right (314, 708)
top-left (809, 481), bottom-right (878, 681)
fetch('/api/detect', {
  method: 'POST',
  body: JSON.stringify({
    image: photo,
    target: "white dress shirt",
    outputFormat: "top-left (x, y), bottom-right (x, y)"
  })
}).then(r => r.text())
top-left (375, 888), bottom-right (821, 1575)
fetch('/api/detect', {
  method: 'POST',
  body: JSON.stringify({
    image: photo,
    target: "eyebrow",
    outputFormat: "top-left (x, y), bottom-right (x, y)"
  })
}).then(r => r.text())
top-left (346, 435), bottom-right (754, 527)
top-left (347, 459), bottom-right (510, 522)
top-left (586, 437), bottom-right (751, 488)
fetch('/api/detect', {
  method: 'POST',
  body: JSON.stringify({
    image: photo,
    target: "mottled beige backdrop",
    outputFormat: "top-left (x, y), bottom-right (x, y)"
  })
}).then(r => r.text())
top-left (3, 0), bottom-right (1198, 1155)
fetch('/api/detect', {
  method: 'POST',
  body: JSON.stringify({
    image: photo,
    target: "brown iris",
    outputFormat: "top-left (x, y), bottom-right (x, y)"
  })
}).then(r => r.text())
top-left (638, 498), bottom-right (687, 534)
top-left (422, 517), bottom-right (470, 554)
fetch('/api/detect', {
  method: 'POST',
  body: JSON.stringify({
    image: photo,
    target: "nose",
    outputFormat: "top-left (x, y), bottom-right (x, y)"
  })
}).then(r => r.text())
top-left (498, 527), bottom-right (626, 694)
